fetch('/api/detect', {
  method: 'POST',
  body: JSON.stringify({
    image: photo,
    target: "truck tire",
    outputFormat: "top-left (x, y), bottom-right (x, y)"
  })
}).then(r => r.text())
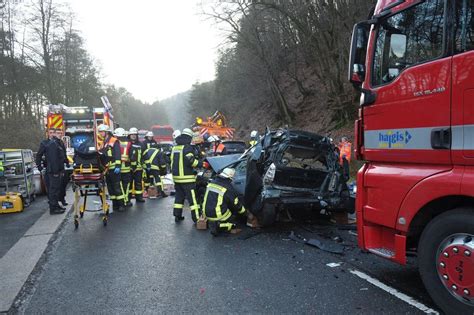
top-left (418, 208), bottom-right (474, 314)
top-left (258, 203), bottom-right (276, 227)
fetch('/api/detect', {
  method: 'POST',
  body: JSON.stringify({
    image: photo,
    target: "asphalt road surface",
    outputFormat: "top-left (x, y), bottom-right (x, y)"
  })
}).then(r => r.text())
top-left (12, 196), bottom-right (440, 314)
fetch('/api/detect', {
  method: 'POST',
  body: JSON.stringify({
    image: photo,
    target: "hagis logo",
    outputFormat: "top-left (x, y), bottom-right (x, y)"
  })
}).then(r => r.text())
top-left (378, 130), bottom-right (412, 148)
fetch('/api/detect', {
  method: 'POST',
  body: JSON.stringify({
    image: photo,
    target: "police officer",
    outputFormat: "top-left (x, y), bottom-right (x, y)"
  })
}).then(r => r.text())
top-left (143, 131), bottom-right (158, 150)
top-left (97, 124), bottom-right (126, 212)
top-left (36, 128), bottom-right (56, 197)
top-left (44, 129), bottom-right (67, 214)
top-left (115, 127), bottom-right (132, 207)
top-left (203, 167), bottom-right (246, 236)
top-left (143, 145), bottom-right (168, 198)
top-left (171, 128), bottom-right (202, 223)
top-left (55, 128), bottom-right (70, 206)
top-left (128, 127), bottom-right (145, 203)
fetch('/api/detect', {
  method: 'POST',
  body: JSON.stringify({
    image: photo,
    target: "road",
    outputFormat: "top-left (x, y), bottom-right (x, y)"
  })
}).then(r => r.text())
top-left (8, 196), bottom-right (440, 314)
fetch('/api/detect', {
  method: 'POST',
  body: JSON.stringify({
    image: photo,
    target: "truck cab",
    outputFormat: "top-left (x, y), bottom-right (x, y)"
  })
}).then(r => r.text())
top-left (349, 0), bottom-right (474, 312)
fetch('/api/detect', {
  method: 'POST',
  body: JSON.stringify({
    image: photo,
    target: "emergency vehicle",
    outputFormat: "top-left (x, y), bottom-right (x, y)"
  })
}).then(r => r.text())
top-left (192, 111), bottom-right (235, 143)
top-left (46, 104), bottom-right (114, 167)
top-left (348, 0), bottom-right (474, 312)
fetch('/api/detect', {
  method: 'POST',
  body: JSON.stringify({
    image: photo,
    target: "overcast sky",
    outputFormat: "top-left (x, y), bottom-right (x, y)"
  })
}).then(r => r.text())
top-left (68, 0), bottom-right (222, 103)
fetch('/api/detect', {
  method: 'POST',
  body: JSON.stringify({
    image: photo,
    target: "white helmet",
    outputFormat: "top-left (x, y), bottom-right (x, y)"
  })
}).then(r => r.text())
top-left (97, 124), bottom-right (110, 132)
top-left (146, 131), bottom-right (154, 137)
top-left (129, 127), bottom-right (138, 135)
top-left (250, 130), bottom-right (258, 138)
top-left (172, 130), bottom-right (181, 139)
top-left (182, 128), bottom-right (194, 137)
top-left (219, 167), bottom-right (235, 179)
top-left (114, 127), bottom-right (126, 137)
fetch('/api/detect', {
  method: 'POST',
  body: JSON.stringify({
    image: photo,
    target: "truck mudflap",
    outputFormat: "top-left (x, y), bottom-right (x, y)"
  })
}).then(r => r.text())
top-left (362, 225), bottom-right (407, 264)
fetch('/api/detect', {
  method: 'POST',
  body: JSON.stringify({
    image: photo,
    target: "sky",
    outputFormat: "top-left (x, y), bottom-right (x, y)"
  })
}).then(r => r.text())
top-left (68, 0), bottom-right (222, 103)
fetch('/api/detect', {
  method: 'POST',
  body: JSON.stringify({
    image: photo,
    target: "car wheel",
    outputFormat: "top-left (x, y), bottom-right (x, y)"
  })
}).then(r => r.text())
top-left (418, 208), bottom-right (474, 314)
top-left (258, 203), bottom-right (276, 227)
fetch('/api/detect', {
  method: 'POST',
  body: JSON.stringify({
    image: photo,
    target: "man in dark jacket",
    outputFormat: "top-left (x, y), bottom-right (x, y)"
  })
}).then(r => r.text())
top-left (55, 128), bottom-right (70, 206)
top-left (36, 128), bottom-right (56, 198)
top-left (171, 128), bottom-right (202, 223)
top-left (143, 146), bottom-right (168, 198)
top-left (203, 167), bottom-right (246, 236)
top-left (44, 129), bottom-right (67, 214)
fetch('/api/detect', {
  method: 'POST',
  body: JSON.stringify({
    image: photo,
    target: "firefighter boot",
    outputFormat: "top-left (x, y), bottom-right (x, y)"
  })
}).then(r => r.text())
top-left (136, 194), bottom-right (145, 203)
top-left (208, 221), bottom-right (219, 237)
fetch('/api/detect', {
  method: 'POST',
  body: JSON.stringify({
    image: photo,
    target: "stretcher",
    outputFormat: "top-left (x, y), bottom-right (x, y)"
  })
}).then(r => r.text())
top-left (71, 163), bottom-right (109, 228)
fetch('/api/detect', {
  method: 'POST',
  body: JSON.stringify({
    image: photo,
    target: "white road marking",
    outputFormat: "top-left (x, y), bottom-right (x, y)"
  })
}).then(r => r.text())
top-left (350, 269), bottom-right (439, 314)
top-left (326, 262), bottom-right (342, 268)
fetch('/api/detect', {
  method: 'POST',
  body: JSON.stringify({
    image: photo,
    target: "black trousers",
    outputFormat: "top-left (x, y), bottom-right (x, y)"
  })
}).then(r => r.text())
top-left (59, 171), bottom-right (70, 202)
top-left (105, 171), bottom-right (125, 208)
top-left (148, 169), bottom-right (163, 192)
top-left (342, 158), bottom-right (350, 181)
top-left (173, 182), bottom-right (200, 222)
top-left (121, 172), bottom-right (132, 203)
top-left (47, 172), bottom-right (61, 209)
top-left (130, 169), bottom-right (144, 199)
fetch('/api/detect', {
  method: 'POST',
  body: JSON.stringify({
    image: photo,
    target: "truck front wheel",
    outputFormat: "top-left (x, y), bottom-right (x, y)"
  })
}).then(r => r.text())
top-left (418, 208), bottom-right (474, 314)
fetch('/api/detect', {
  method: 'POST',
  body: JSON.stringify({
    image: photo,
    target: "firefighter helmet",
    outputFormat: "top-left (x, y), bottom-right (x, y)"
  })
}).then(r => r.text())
top-left (172, 130), bottom-right (181, 139)
top-left (182, 128), bottom-right (194, 137)
top-left (250, 130), bottom-right (258, 138)
top-left (145, 131), bottom-right (154, 137)
top-left (219, 167), bottom-right (235, 179)
top-left (129, 127), bottom-right (138, 135)
top-left (114, 127), bottom-right (127, 137)
top-left (97, 124), bottom-right (110, 132)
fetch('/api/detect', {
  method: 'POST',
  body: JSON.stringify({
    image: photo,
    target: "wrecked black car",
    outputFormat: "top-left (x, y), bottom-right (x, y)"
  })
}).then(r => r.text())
top-left (202, 128), bottom-right (354, 226)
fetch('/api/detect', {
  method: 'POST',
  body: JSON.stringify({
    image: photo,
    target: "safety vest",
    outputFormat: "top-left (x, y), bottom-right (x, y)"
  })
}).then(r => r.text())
top-left (249, 139), bottom-right (257, 147)
top-left (119, 140), bottom-right (131, 173)
top-left (0, 160), bottom-right (4, 175)
top-left (101, 136), bottom-right (121, 169)
top-left (213, 143), bottom-right (225, 155)
top-left (171, 145), bottom-right (199, 183)
top-left (203, 180), bottom-right (245, 221)
top-left (338, 142), bottom-right (352, 164)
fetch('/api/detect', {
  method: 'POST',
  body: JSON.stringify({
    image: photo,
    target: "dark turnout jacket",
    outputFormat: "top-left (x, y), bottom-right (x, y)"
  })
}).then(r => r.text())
top-left (171, 135), bottom-right (202, 183)
top-left (203, 176), bottom-right (246, 221)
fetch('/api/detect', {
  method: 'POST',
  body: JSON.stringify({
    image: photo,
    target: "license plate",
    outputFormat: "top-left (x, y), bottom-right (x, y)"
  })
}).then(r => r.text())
top-left (2, 201), bottom-right (13, 209)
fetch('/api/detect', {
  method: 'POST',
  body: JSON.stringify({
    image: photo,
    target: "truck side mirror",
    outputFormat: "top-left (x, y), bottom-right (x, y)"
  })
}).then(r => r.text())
top-left (349, 22), bottom-right (370, 88)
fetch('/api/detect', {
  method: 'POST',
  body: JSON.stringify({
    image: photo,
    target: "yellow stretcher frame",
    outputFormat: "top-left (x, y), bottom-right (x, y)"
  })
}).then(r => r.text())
top-left (71, 164), bottom-right (109, 228)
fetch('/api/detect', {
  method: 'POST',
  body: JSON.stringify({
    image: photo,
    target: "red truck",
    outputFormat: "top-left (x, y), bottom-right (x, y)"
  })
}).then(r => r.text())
top-left (150, 125), bottom-right (174, 143)
top-left (348, 0), bottom-right (474, 312)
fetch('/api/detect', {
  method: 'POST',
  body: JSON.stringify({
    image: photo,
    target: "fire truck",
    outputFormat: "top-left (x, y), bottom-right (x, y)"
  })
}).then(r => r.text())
top-left (192, 111), bottom-right (235, 143)
top-left (46, 104), bottom-right (114, 168)
top-left (348, 0), bottom-right (474, 312)
top-left (150, 125), bottom-right (174, 143)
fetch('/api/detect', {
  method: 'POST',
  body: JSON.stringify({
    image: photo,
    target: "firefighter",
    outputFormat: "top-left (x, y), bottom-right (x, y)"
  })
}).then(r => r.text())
top-left (128, 127), bottom-right (145, 203)
top-left (97, 124), bottom-right (126, 212)
top-left (249, 130), bottom-right (258, 147)
top-left (338, 137), bottom-right (352, 181)
top-left (115, 127), bottom-right (133, 207)
top-left (203, 167), bottom-right (246, 236)
top-left (143, 145), bottom-right (168, 198)
top-left (143, 131), bottom-right (158, 150)
top-left (208, 136), bottom-right (226, 156)
top-left (44, 129), bottom-right (67, 214)
top-left (171, 128), bottom-right (202, 223)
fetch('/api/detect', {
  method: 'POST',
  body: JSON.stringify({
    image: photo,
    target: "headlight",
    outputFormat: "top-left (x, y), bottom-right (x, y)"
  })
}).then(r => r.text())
top-left (263, 163), bottom-right (276, 185)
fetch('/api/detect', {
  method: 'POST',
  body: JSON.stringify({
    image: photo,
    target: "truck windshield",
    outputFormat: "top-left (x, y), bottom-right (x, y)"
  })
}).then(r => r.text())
top-left (372, 0), bottom-right (445, 86)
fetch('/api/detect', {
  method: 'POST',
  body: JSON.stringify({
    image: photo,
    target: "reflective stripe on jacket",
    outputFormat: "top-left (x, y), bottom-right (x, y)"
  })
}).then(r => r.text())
top-left (203, 177), bottom-right (245, 221)
top-left (171, 144), bottom-right (201, 183)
